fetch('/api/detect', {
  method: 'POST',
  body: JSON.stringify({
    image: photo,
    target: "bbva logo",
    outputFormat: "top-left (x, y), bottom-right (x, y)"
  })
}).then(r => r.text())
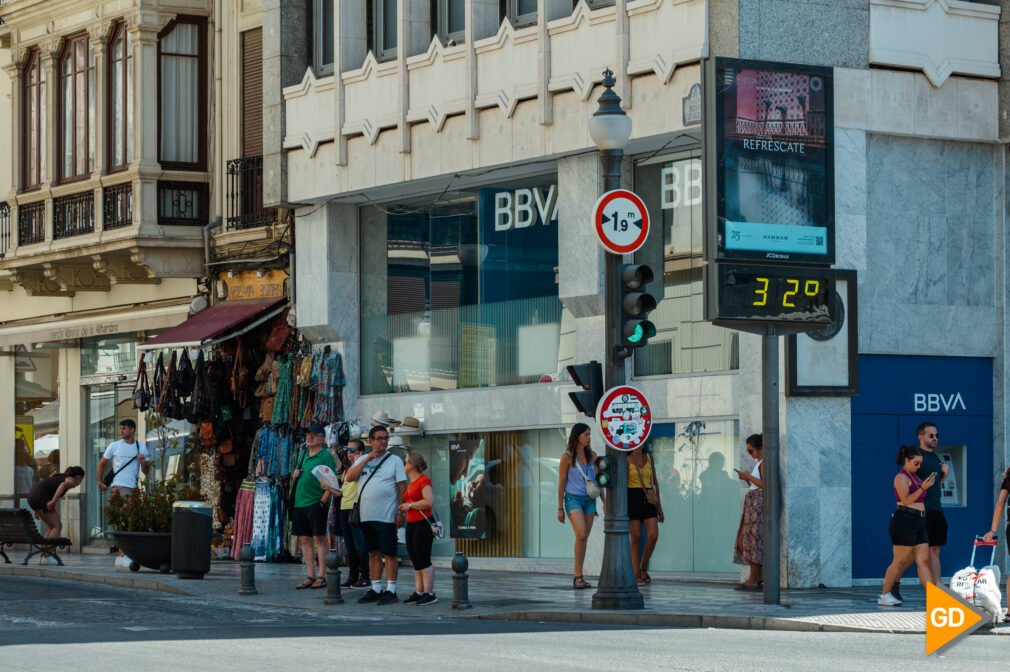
top-left (914, 393), bottom-right (967, 413)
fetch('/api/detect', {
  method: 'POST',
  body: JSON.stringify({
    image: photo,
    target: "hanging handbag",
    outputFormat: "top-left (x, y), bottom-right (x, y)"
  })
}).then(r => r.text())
top-left (419, 508), bottom-right (446, 540)
top-left (348, 453), bottom-right (391, 526)
top-left (634, 458), bottom-right (659, 506)
top-left (174, 348), bottom-right (196, 393)
top-left (131, 357), bottom-right (152, 411)
top-left (264, 310), bottom-right (292, 352)
top-left (575, 458), bottom-right (601, 500)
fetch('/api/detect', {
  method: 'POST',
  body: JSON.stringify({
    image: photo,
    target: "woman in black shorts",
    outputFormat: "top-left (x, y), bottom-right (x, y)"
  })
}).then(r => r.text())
top-left (627, 446), bottom-right (663, 585)
top-left (982, 466), bottom-right (1010, 622)
top-left (27, 466), bottom-right (85, 548)
top-left (878, 446), bottom-right (936, 606)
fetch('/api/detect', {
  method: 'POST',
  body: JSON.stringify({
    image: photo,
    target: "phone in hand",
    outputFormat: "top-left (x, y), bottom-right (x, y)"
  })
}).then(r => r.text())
top-left (732, 468), bottom-right (742, 474)
top-left (929, 472), bottom-right (937, 481)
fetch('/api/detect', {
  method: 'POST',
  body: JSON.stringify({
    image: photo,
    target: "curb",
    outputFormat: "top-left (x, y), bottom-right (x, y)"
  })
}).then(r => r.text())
top-left (0, 564), bottom-right (195, 597)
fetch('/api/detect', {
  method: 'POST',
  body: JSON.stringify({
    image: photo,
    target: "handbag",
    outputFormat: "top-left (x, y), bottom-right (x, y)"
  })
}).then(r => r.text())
top-left (419, 508), bottom-right (446, 540)
top-left (131, 357), bottom-right (152, 411)
top-left (103, 450), bottom-right (140, 488)
top-left (634, 458), bottom-right (659, 506)
top-left (348, 453), bottom-right (391, 526)
top-left (575, 459), bottom-right (601, 500)
top-left (264, 311), bottom-right (292, 352)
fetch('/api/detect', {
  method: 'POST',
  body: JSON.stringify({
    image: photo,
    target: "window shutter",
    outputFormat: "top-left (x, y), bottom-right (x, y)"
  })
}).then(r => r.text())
top-left (241, 28), bottom-right (263, 157)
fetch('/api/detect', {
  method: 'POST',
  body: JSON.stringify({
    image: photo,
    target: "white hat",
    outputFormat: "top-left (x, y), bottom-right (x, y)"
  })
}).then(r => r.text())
top-left (387, 435), bottom-right (409, 448)
top-left (370, 411), bottom-right (401, 427)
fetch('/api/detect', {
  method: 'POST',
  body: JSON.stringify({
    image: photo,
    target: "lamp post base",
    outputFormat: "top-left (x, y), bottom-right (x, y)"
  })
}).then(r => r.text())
top-left (591, 588), bottom-right (645, 610)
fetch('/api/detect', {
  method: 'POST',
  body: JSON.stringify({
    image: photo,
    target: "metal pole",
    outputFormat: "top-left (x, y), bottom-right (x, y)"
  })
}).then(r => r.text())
top-left (323, 548), bottom-right (344, 605)
top-left (592, 147), bottom-right (644, 611)
top-left (451, 551), bottom-right (472, 610)
top-left (238, 543), bottom-right (257, 595)
top-left (761, 332), bottom-right (781, 605)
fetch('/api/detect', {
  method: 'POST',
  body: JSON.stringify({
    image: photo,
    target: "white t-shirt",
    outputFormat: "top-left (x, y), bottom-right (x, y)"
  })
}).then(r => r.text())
top-left (104, 440), bottom-right (148, 489)
top-left (353, 452), bottom-right (406, 524)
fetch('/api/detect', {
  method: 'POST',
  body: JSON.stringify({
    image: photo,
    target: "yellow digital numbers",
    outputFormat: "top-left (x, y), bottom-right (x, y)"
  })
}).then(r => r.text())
top-left (753, 277), bottom-right (769, 306)
top-left (804, 280), bottom-right (820, 296)
top-left (782, 278), bottom-right (800, 308)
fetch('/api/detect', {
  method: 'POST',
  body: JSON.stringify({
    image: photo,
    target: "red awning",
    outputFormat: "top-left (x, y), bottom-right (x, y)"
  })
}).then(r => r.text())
top-left (138, 298), bottom-right (286, 350)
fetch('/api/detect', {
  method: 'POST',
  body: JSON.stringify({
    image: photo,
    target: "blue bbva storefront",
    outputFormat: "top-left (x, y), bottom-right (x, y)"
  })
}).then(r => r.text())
top-left (851, 355), bottom-right (995, 580)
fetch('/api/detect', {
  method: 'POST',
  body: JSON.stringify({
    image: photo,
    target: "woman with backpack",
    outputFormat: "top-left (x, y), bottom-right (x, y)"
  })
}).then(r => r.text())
top-left (981, 466), bottom-right (1010, 622)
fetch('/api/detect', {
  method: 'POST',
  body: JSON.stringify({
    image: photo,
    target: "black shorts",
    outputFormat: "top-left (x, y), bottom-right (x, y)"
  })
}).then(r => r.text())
top-left (291, 503), bottom-right (328, 537)
top-left (360, 520), bottom-right (399, 556)
top-left (627, 488), bottom-right (658, 522)
top-left (889, 508), bottom-right (928, 546)
top-left (26, 496), bottom-right (48, 513)
top-left (925, 510), bottom-right (947, 547)
top-left (405, 520), bottom-right (434, 570)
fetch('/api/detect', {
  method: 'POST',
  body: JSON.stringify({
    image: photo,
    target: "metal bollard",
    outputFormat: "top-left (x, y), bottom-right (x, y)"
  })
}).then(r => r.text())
top-left (238, 543), bottom-right (258, 595)
top-left (323, 548), bottom-right (344, 605)
top-left (451, 551), bottom-right (472, 610)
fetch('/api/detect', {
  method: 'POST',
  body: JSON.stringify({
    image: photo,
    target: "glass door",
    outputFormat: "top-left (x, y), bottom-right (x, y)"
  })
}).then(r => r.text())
top-left (84, 383), bottom-right (135, 542)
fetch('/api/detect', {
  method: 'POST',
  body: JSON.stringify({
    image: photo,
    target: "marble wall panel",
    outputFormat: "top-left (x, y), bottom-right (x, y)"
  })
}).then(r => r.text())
top-left (739, 0), bottom-right (869, 69)
top-left (818, 486), bottom-right (853, 587)
top-left (557, 153), bottom-right (605, 318)
top-left (835, 128), bottom-right (867, 218)
top-left (785, 485), bottom-right (821, 587)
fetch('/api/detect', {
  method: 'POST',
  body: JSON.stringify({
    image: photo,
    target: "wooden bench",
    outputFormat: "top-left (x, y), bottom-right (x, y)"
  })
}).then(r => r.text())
top-left (0, 509), bottom-right (72, 566)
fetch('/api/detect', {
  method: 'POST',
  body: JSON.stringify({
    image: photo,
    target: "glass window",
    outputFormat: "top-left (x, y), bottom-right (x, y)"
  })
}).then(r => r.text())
top-left (59, 35), bottom-right (94, 181)
top-left (84, 383), bottom-right (134, 541)
top-left (21, 49), bottom-right (46, 190)
top-left (633, 152), bottom-right (739, 376)
top-left (314, 0), bottom-right (334, 74)
top-left (361, 177), bottom-right (573, 395)
top-left (14, 349), bottom-right (61, 507)
top-left (441, 0), bottom-right (465, 41)
top-left (159, 19), bottom-right (204, 167)
top-left (508, 0), bottom-right (537, 25)
top-left (108, 23), bottom-right (134, 170)
top-left (80, 336), bottom-right (139, 376)
top-left (373, 0), bottom-right (397, 60)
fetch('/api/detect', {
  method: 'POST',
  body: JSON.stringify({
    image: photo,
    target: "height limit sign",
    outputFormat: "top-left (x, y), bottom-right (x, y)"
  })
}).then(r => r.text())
top-left (592, 189), bottom-right (650, 255)
top-left (596, 385), bottom-right (653, 451)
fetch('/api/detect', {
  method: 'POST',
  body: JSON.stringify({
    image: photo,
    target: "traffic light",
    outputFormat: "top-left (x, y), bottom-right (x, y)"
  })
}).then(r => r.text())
top-left (620, 264), bottom-right (657, 349)
top-left (594, 455), bottom-right (612, 489)
top-left (566, 361), bottom-right (603, 417)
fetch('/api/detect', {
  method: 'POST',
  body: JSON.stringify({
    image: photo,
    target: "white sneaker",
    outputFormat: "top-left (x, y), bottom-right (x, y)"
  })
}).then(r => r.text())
top-left (44, 556), bottom-right (59, 565)
top-left (878, 593), bottom-right (902, 606)
top-left (114, 556), bottom-right (123, 569)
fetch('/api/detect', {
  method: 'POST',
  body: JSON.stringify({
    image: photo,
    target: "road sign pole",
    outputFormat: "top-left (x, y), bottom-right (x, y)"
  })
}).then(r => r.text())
top-left (762, 331), bottom-right (781, 605)
top-left (593, 146), bottom-right (644, 611)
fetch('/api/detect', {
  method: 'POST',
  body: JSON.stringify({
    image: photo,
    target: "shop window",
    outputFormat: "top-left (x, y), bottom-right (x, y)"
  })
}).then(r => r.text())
top-left (14, 349), bottom-right (61, 507)
top-left (633, 152), bottom-right (739, 376)
top-left (108, 22), bottom-right (134, 171)
top-left (158, 18), bottom-right (206, 169)
top-left (361, 176), bottom-right (573, 395)
top-left (313, 0), bottom-right (334, 74)
top-left (58, 34), bottom-right (95, 182)
top-left (21, 48), bottom-right (46, 191)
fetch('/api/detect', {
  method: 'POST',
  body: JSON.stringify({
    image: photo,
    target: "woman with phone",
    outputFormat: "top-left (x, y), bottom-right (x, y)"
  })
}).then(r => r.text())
top-left (733, 435), bottom-right (764, 590)
top-left (878, 445), bottom-right (936, 606)
top-left (627, 445), bottom-right (663, 585)
top-left (981, 466), bottom-right (1010, 622)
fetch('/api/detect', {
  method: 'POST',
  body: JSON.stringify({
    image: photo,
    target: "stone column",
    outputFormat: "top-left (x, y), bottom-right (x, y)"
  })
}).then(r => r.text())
top-left (89, 28), bottom-right (108, 230)
top-left (42, 46), bottom-right (58, 202)
top-left (262, 0), bottom-right (309, 208)
top-left (130, 23), bottom-right (161, 231)
top-left (4, 59), bottom-right (22, 203)
top-left (333, 1), bottom-right (368, 166)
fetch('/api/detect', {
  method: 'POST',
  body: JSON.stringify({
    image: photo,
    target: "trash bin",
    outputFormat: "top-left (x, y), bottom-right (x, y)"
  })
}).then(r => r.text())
top-left (171, 501), bottom-right (212, 579)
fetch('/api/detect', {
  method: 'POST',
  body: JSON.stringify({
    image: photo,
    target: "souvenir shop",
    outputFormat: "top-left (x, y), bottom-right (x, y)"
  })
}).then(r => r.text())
top-left (136, 297), bottom-right (347, 562)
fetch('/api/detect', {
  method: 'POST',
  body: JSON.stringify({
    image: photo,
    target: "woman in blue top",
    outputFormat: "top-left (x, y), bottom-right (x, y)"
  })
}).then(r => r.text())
top-left (557, 423), bottom-right (604, 589)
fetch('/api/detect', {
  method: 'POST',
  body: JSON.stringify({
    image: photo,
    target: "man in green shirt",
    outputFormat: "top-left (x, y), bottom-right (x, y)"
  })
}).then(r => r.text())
top-left (292, 424), bottom-right (337, 590)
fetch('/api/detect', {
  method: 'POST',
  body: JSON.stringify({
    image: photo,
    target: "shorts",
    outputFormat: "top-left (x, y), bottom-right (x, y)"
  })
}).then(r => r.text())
top-left (925, 510), bottom-right (947, 547)
top-left (889, 508), bottom-right (928, 546)
top-left (291, 503), bottom-right (328, 537)
top-left (360, 520), bottom-right (399, 556)
top-left (405, 520), bottom-right (434, 570)
top-left (627, 488), bottom-right (658, 522)
top-left (26, 495), bottom-right (48, 513)
top-left (563, 493), bottom-right (597, 517)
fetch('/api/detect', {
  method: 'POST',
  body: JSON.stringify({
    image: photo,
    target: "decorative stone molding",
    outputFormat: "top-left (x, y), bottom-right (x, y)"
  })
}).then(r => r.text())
top-left (282, 67), bottom-right (336, 155)
top-left (869, 0), bottom-right (1000, 88)
top-left (43, 262), bottom-right (111, 292)
top-left (340, 51), bottom-right (399, 144)
top-left (11, 269), bottom-right (74, 297)
top-left (130, 247), bottom-right (204, 279)
top-left (91, 254), bottom-right (162, 285)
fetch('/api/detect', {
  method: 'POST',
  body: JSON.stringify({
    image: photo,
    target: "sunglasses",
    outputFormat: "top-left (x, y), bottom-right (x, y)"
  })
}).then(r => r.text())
top-left (926, 433), bottom-right (939, 439)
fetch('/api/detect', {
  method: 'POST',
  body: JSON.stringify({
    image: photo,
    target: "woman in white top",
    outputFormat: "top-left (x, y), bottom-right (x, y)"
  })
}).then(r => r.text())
top-left (733, 434), bottom-right (764, 591)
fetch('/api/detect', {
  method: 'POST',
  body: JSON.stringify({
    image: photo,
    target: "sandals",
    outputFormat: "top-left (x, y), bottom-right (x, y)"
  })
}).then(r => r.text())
top-left (636, 576), bottom-right (648, 586)
top-left (311, 576), bottom-right (327, 589)
top-left (733, 583), bottom-right (762, 591)
top-left (1004, 612), bottom-right (1010, 623)
top-left (573, 576), bottom-right (591, 590)
top-left (641, 570), bottom-right (652, 584)
top-left (296, 577), bottom-right (315, 590)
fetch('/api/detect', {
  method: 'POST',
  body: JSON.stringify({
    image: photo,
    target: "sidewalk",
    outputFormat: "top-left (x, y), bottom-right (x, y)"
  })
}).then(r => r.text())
top-left (3, 554), bottom-right (1008, 635)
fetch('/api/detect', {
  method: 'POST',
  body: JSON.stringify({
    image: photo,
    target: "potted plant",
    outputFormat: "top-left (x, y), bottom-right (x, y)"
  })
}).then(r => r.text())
top-left (106, 477), bottom-right (203, 573)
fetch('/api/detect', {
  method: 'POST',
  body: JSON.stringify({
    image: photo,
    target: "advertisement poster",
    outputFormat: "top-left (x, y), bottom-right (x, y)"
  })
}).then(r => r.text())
top-left (14, 417), bottom-right (37, 496)
top-left (449, 439), bottom-right (490, 539)
top-left (709, 58), bottom-right (834, 264)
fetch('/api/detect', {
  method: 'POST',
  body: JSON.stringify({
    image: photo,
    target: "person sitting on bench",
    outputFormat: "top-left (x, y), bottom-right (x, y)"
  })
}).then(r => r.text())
top-left (27, 467), bottom-right (85, 559)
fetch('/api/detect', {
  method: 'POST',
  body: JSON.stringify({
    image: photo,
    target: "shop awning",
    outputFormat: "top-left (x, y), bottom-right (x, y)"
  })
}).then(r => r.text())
top-left (137, 298), bottom-right (286, 351)
top-left (0, 302), bottom-right (191, 348)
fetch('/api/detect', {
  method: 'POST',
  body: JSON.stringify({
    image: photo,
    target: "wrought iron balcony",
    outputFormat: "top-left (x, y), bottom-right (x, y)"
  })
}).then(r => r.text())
top-left (54, 190), bottom-right (96, 240)
top-left (158, 181), bottom-right (209, 226)
top-left (0, 202), bottom-right (10, 259)
top-left (225, 156), bottom-right (278, 231)
top-left (18, 201), bottom-right (46, 246)
top-left (103, 183), bottom-right (133, 230)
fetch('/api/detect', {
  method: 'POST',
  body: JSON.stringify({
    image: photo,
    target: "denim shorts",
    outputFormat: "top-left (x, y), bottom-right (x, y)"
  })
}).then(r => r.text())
top-left (564, 493), bottom-right (597, 517)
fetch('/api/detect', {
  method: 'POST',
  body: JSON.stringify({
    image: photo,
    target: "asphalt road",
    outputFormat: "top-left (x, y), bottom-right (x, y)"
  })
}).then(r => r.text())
top-left (1, 576), bottom-right (1005, 672)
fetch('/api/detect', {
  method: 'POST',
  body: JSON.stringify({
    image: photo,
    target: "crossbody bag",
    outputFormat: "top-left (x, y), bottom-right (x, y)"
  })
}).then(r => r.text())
top-left (348, 453), bottom-right (391, 527)
top-left (103, 448), bottom-right (140, 488)
top-left (574, 457), bottom-right (601, 500)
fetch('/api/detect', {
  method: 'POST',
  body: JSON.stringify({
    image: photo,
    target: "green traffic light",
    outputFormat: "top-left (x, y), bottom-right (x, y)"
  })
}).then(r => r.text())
top-left (627, 323), bottom-right (644, 344)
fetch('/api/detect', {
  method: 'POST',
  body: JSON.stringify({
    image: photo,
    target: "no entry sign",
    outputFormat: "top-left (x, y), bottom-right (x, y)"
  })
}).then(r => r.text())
top-left (596, 385), bottom-right (652, 451)
top-left (592, 189), bottom-right (650, 255)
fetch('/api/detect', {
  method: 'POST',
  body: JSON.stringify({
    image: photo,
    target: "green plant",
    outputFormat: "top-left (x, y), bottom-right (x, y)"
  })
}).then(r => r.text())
top-left (105, 477), bottom-right (203, 533)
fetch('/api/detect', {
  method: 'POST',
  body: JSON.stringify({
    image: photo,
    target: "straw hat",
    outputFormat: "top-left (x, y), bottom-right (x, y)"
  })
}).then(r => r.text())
top-left (370, 411), bottom-right (401, 427)
top-left (400, 416), bottom-right (422, 429)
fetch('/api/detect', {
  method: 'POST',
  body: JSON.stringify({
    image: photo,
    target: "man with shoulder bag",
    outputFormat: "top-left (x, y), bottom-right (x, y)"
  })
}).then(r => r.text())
top-left (97, 419), bottom-right (148, 571)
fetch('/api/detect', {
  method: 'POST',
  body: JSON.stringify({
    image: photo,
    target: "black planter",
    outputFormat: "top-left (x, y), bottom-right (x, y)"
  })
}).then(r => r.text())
top-left (111, 531), bottom-right (173, 573)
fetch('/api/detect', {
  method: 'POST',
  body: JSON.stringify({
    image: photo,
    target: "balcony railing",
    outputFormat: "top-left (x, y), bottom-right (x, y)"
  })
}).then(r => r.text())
top-left (103, 183), bottom-right (133, 230)
top-left (18, 201), bottom-right (46, 246)
top-left (226, 156), bottom-right (278, 231)
top-left (0, 202), bottom-right (10, 259)
top-left (54, 191), bottom-right (96, 240)
top-left (158, 181), bottom-right (209, 226)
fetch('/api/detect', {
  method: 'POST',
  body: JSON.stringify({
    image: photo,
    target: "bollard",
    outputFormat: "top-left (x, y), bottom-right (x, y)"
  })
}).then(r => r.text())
top-left (238, 543), bottom-right (258, 595)
top-left (451, 551), bottom-right (472, 610)
top-left (323, 548), bottom-right (344, 605)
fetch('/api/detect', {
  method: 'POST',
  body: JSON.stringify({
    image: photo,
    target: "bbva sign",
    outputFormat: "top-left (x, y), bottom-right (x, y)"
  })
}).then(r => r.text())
top-left (914, 393), bottom-right (967, 413)
top-left (493, 186), bottom-right (558, 232)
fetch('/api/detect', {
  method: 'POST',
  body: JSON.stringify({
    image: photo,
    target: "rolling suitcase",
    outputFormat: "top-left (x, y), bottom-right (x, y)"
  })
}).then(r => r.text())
top-left (949, 536), bottom-right (1002, 625)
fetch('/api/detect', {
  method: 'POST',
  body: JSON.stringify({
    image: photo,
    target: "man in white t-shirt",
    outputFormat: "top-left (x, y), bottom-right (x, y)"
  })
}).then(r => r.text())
top-left (97, 418), bottom-right (148, 570)
top-left (342, 425), bottom-right (406, 606)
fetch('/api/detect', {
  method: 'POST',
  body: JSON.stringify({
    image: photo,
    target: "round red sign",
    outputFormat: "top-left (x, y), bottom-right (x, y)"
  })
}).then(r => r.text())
top-left (592, 189), bottom-right (650, 255)
top-left (595, 385), bottom-right (652, 451)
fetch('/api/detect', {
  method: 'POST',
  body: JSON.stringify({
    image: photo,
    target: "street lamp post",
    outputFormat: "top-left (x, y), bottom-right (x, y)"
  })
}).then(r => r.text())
top-left (589, 69), bottom-right (644, 611)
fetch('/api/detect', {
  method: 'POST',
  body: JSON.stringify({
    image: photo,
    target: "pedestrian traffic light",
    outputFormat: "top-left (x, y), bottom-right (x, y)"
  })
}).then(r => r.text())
top-left (594, 455), bottom-right (612, 488)
top-left (620, 264), bottom-right (657, 349)
top-left (566, 361), bottom-right (603, 417)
